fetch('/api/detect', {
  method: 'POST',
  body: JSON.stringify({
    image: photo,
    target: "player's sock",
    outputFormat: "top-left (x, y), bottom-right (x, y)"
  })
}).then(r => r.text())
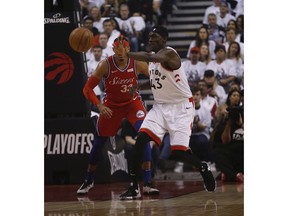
top-left (85, 171), bottom-right (96, 183)
top-left (84, 133), bottom-right (108, 183)
top-left (142, 142), bottom-right (152, 185)
top-left (131, 132), bottom-right (151, 187)
top-left (143, 169), bottom-right (152, 185)
top-left (88, 134), bottom-right (108, 165)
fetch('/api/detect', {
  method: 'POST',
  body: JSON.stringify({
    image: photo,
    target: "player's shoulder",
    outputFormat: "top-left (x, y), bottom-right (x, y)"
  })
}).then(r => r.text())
top-left (96, 58), bottom-right (109, 71)
top-left (164, 47), bottom-right (181, 58)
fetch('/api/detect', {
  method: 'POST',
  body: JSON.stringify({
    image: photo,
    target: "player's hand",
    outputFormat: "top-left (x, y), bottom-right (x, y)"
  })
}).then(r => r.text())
top-left (118, 35), bottom-right (129, 57)
top-left (97, 104), bottom-right (113, 119)
top-left (129, 85), bottom-right (138, 99)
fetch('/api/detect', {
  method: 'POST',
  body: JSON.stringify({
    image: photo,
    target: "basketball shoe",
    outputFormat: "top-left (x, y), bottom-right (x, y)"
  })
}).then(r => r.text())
top-left (77, 180), bottom-right (94, 194)
top-left (200, 162), bottom-right (216, 192)
top-left (143, 183), bottom-right (160, 195)
top-left (120, 183), bottom-right (141, 200)
top-left (174, 162), bottom-right (184, 173)
top-left (236, 172), bottom-right (244, 183)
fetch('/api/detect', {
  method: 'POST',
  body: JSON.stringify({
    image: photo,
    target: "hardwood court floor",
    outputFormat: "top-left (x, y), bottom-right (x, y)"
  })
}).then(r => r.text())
top-left (45, 180), bottom-right (244, 216)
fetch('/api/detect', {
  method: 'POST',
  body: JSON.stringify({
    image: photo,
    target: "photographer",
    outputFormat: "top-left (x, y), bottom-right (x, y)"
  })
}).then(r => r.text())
top-left (210, 89), bottom-right (244, 182)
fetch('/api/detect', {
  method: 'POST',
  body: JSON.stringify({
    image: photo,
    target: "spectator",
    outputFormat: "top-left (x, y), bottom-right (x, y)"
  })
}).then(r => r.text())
top-left (127, 0), bottom-right (154, 50)
top-left (127, 0), bottom-right (154, 25)
top-left (89, 6), bottom-right (107, 33)
top-left (223, 28), bottom-right (244, 60)
top-left (228, 81), bottom-right (241, 92)
top-left (214, 88), bottom-right (241, 124)
top-left (182, 46), bottom-right (206, 89)
top-left (204, 69), bottom-right (227, 105)
top-left (100, 0), bottom-right (119, 17)
top-left (203, 0), bottom-right (222, 25)
top-left (236, 14), bottom-right (244, 43)
top-left (227, 81), bottom-right (243, 104)
top-left (206, 44), bottom-right (237, 93)
top-left (199, 43), bottom-right (212, 65)
top-left (86, 45), bottom-right (104, 114)
top-left (228, 0), bottom-right (243, 18)
top-left (87, 45), bottom-right (104, 77)
top-left (227, 41), bottom-right (244, 85)
top-left (203, 13), bottom-right (226, 45)
top-left (187, 26), bottom-right (216, 60)
top-left (110, 17), bottom-right (126, 35)
top-left (152, 0), bottom-right (163, 25)
top-left (226, 19), bottom-right (237, 31)
top-left (98, 32), bottom-right (114, 58)
top-left (79, 0), bottom-right (106, 8)
top-left (79, 0), bottom-right (90, 18)
top-left (82, 16), bottom-right (100, 63)
top-left (83, 16), bottom-right (99, 36)
top-left (189, 87), bottom-right (214, 165)
top-left (92, 0), bottom-right (106, 8)
top-left (197, 79), bottom-right (218, 120)
top-left (115, 2), bottom-right (146, 52)
top-left (93, 18), bottom-right (121, 48)
top-left (211, 89), bottom-right (244, 182)
top-left (216, 1), bottom-right (236, 29)
top-left (158, 0), bottom-right (175, 25)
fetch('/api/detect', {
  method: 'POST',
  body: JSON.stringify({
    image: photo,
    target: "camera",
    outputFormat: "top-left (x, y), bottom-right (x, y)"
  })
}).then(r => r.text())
top-left (227, 105), bottom-right (244, 122)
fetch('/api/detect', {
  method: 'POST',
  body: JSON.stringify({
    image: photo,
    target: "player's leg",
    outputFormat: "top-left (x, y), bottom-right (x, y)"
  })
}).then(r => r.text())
top-left (167, 101), bottom-right (216, 192)
top-left (120, 103), bottom-right (164, 200)
top-left (120, 131), bottom-right (152, 200)
top-left (77, 132), bottom-right (108, 194)
top-left (141, 142), bottom-right (160, 195)
top-left (77, 108), bottom-right (123, 195)
top-left (133, 119), bottom-right (160, 195)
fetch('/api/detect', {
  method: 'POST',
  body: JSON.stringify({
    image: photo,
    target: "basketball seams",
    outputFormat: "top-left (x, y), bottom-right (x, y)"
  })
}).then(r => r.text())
top-left (69, 27), bottom-right (93, 52)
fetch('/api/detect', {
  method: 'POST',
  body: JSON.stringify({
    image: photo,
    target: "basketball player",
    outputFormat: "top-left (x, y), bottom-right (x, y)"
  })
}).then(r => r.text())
top-left (77, 36), bottom-right (159, 195)
top-left (119, 26), bottom-right (216, 200)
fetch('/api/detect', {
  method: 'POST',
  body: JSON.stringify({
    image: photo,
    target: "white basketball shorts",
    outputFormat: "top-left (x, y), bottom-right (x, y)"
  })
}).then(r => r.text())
top-left (139, 99), bottom-right (195, 151)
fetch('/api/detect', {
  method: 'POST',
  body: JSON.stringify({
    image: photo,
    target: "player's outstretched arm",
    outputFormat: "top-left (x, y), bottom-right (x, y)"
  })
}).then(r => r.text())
top-left (128, 48), bottom-right (181, 71)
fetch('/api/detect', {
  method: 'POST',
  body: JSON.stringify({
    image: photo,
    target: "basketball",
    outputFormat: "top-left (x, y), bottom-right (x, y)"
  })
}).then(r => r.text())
top-left (69, 27), bottom-right (94, 52)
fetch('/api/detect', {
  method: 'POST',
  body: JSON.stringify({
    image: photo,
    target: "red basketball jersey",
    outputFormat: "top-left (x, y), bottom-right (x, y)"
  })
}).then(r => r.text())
top-left (103, 56), bottom-right (139, 106)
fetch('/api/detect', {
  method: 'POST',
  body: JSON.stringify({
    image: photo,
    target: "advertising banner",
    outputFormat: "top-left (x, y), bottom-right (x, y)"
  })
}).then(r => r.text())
top-left (44, 118), bottom-right (129, 184)
top-left (44, 11), bottom-right (90, 116)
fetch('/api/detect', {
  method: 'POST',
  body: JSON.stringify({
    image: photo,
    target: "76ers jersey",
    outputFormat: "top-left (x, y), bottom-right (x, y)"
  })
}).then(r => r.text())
top-left (149, 47), bottom-right (192, 103)
top-left (103, 56), bottom-right (139, 106)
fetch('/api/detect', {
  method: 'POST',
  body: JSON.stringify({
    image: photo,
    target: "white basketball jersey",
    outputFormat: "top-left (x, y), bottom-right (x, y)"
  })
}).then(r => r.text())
top-left (149, 47), bottom-right (192, 103)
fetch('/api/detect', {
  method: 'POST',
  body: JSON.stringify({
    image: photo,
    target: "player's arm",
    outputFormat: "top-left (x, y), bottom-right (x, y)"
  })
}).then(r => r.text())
top-left (127, 48), bottom-right (181, 70)
top-left (129, 61), bottom-right (150, 96)
top-left (135, 61), bottom-right (149, 77)
top-left (83, 60), bottom-right (107, 106)
top-left (83, 60), bottom-right (112, 118)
